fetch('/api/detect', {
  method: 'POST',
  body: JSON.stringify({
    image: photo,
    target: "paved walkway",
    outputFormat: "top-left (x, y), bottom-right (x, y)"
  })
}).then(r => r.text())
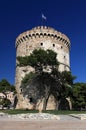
top-left (0, 115), bottom-right (86, 130)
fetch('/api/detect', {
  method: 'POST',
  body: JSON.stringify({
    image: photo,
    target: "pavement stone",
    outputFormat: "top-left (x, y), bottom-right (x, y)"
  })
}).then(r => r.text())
top-left (0, 113), bottom-right (86, 130)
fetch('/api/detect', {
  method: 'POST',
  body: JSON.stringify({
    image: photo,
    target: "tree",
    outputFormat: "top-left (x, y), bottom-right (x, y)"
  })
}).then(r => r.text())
top-left (0, 79), bottom-right (11, 98)
top-left (58, 71), bottom-right (76, 110)
top-left (72, 83), bottom-right (86, 110)
top-left (17, 49), bottom-right (75, 110)
top-left (17, 49), bottom-right (60, 110)
top-left (0, 98), bottom-right (11, 109)
top-left (60, 71), bottom-right (76, 98)
top-left (17, 49), bottom-right (59, 72)
top-left (51, 70), bottom-right (75, 110)
top-left (0, 79), bottom-right (16, 109)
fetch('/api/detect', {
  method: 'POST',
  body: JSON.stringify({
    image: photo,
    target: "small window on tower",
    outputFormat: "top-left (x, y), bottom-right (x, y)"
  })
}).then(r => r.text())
top-left (53, 44), bottom-right (55, 47)
top-left (40, 43), bottom-right (43, 46)
top-left (61, 46), bottom-right (63, 49)
top-left (64, 56), bottom-right (66, 59)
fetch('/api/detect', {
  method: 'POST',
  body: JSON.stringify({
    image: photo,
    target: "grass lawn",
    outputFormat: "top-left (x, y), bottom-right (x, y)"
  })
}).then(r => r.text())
top-left (44, 110), bottom-right (86, 115)
top-left (0, 109), bottom-right (86, 115)
top-left (0, 109), bottom-right (39, 114)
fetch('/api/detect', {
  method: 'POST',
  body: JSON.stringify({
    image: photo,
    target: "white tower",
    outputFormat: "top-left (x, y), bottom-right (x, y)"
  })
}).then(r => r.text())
top-left (15, 26), bottom-right (70, 109)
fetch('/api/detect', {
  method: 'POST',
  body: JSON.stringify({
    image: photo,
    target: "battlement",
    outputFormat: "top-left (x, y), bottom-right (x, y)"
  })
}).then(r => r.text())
top-left (16, 26), bottom-right (70, 49)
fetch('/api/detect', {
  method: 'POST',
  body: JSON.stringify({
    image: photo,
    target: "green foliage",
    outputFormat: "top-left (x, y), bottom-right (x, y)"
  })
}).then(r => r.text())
top-left (61, 84), bottom-right (72, 98)
top-left (0, 79), bottom-right (11, 92)
top-left (0, 109), bottom-right (39, 114)
top-left (0, 98), bottom-right (11, 108)
top-left (18, 49), bottom-right (77, 110)
top-left (22, 72), bottom-right (37, 84)
top-left (0, 109), bottom-right (86, 115)
top-left (3, 98), bottom-right (11, 107)
top-left (0, 79), bottom-right (16, 94)
top-left (61, 71), bottom-right (76, 85)
top-left (18, 49), bottom-right (60, 110)
top-left (58, 71), bottom-right (76, 99)
top-left (0, 79), bottom-right (16, 108)
top-left (72, 83), bottom-right (86, 110)
top-left (21, 72), bottom-right (43, 104)
top-left (17, 56), bottom-right (29, 66)
top-left (10, 85), bottom-right (16, 95)
top-left (44, 110), bottom-right (86, 115)
top-left (17, 49), bottom-right (58, 68)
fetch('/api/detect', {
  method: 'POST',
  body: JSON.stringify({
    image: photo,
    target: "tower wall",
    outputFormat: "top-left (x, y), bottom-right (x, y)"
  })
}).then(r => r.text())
top-left (15, 26), bottom-right (70, 109)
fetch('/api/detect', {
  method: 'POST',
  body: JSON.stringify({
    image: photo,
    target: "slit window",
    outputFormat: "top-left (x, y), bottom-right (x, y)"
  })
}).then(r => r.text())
top-left (61, 46), bottom-right (63, 49)
top-left (53, 44), bottom-right (55, 47)
top-left (20, 38), bottom-right (23, 42)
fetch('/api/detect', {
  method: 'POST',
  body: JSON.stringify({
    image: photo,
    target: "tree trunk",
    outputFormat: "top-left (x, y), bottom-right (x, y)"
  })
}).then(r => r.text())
top-left (43, 97), bottom-right (48, 110)
top-left (42, 84), bottom-right (50, 111)
top-left (57, 99), bottom-right (60, 110)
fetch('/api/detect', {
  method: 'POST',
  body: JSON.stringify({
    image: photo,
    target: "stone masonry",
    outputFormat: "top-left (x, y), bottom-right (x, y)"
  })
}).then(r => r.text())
top-left (15, 26), bottom-right (70, 109)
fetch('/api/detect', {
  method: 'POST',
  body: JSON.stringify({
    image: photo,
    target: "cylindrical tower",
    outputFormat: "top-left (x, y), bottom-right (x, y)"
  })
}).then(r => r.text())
top-left (15, 26), bottom-right (70, 109)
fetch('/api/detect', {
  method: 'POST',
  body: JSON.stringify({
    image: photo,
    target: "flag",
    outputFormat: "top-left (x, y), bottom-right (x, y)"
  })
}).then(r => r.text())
top-left (42, 14), bottom-right (47, 20)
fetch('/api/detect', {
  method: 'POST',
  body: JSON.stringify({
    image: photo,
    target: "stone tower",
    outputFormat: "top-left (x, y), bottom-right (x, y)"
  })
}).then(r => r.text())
top-left (15, 26), bottom-right (70, 109)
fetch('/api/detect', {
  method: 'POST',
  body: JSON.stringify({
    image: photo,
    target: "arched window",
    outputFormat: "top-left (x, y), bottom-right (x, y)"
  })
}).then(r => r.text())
top-left (53, 44), bottom-right (55, 47)
top-left (57, 36), bottom-right (60, 39)
top-left (40, 43), bottom-right (43, 46)
top-left (60, 38), bottom-right (62, 41)
top-left (26, 35), bottom-right (29, 39)
top-left (23, 36), bottom-right (26, 41)
top-left (20, 38), bottom-right (23, 42)
top-left (44, 33), bottom-right (47, 36)
top-left (48, 34), bottom-right (50, 36)
top-left (18, 40), bottom-right (21, 43)
top-left (51, 34), bottom-right (54, 37)
top-left (54, 35), bottom-right (57, 38)
top-left (29, 34), bottom-right (31, 37)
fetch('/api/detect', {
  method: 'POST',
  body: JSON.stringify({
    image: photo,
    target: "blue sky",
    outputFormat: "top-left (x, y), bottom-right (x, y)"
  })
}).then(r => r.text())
top-left (0, 0), bottom-right (86, 84)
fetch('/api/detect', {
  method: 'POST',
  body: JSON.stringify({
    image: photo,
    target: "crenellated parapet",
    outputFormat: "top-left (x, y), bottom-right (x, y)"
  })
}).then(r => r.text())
top-left (16, 26), bottom-right (70, 49)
